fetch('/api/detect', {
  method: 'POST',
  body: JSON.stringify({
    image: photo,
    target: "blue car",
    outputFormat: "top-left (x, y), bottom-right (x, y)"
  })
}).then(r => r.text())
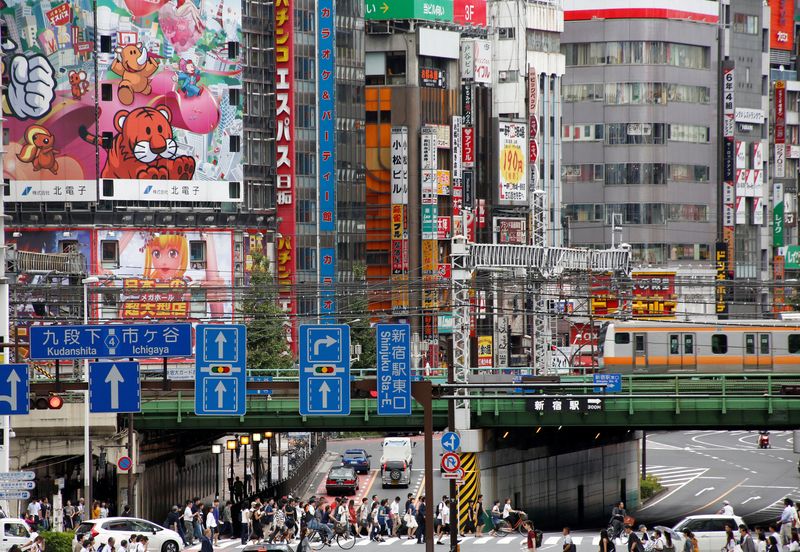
top-left (341, 448), bottom-right (371, 474)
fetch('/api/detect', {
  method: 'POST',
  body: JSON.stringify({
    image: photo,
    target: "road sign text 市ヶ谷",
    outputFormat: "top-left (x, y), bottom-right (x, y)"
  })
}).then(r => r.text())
top-left (299, 324), bottom-right (351, 416)
top-left (195, 324), bottom-right (247, 416)
top-left (29, 323), bottom-right (192, 360)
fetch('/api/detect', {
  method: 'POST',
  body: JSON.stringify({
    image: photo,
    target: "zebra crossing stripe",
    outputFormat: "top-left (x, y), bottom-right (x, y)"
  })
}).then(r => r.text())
top-left (497, 536), bottom-right (516, 544)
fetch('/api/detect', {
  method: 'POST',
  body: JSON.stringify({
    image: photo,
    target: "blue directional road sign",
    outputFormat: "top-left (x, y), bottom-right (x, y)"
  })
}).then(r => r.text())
top-left (29, 324), bottom-right (192, 360)
top-left (441, 431), bottom-right (461, 453)
top-left (195, 325), bottom-right (247, 416)
top-left (0, 365), bottom-right (29, 416)
top-left (593, 373), bottom-right (622, 393)
top-left (299, 324), bottom-right (350, 416)
top-left (89, 362), bottom-right (141, 413)
top-left (376, 324), bottom-right (411, 416)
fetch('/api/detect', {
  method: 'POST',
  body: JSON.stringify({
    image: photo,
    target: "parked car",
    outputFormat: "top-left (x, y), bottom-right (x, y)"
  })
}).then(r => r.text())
top-left (341, 449), bottom-right (371, 474)
top-left (671, 515), bottom-right (745, 552)
top-left (381, 459), bottom-right (411, 489)
top-left (73, 518), bottom-right (182, 552)
top-left (326, 465), bottom-right (359, 495)
top-left (0, 518), bottom-right (36, 552)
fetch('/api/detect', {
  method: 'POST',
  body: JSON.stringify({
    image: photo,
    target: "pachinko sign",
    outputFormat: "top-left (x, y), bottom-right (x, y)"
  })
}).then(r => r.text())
top-left (96, 230), bottom-right (233, 321)
top-left (1, 0), bottom-right (244, 202)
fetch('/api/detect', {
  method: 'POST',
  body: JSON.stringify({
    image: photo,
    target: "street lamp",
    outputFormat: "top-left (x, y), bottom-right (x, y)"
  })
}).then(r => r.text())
top-left (252, 433), bottom-right (262, 494)
top-left (264, 432), bottom-right (274, 486)
top-left (211, 444), bottom-right (222, 499)
top-left (239, 435), bottom-right (250, 496)
top-left (226, 439), bottom-right (236, 502)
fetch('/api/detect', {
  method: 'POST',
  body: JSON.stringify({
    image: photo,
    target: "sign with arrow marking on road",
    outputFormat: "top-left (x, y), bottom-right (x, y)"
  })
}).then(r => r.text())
top-left (0, 365), bottom-right (29, 416)
top-left (299, 324), bottom-right (350, 416)
top-left (89, 362), bottom-right (141, 413)
top-left (195, 324), bottom-right (247, 416)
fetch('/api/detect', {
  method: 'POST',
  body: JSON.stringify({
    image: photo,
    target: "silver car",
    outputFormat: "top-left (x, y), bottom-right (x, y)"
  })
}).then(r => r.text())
top-left (381, 459), bottom-right (411, 489)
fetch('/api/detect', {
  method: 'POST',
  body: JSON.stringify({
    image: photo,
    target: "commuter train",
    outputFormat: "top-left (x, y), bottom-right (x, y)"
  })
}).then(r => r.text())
top-left (597, 320), bottom-right (800, 373)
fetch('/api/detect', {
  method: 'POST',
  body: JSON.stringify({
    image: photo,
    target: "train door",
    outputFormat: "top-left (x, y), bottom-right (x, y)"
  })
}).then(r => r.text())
top-left (633, 333), bottom-right (648, 371)
top-left (668, 333), bottom-right (696, 371)
top-left (744, 333), bottom-right (772, 371)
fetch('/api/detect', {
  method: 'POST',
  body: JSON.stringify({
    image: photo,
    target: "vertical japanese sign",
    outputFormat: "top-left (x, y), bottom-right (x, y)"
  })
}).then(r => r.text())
top-left (317, 0), bottom-right (336, 231)
top-left (722, 62), bottom-right (736, 268)
top-left (774, 182), bottom-right (785, 247)
top-left (494, 316), bottom-right (508, 370)
top-left (391, 127), bottom-right (410, 313)
top-left (376, 324), bottom-right (411, 416)
top-left (452, 116), bottom-right (464, 236)
top-left (775, 81), bottom-right (786, 178)
top-left (774, 255), bottom-right (786, 312)
top-left (497, 121), bottom-right (528, 205)
top-left (275, 0), bottom-right (297, 348)
top-left (319, 247), bottom-right (336, 320)
top-left (770, 0), bottom-right (795, 51)
top-left (715, 243), bottom-right (728, 316)
top-left (529, 66), bottom-right (539, 245)
top-left (421, 126), bottom-right (439, 340)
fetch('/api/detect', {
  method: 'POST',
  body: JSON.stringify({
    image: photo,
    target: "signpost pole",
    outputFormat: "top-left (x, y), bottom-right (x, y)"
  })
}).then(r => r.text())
top-left (127, 413), bottom-right (135, 514)
top-left (446, 364), bottom-right (458, 552)
top-left (411, 381), bottom-right (434, 552)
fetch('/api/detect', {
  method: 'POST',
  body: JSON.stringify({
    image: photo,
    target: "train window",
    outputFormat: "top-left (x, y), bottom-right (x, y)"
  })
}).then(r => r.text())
top-left (684, 335), bottom-right (694, 354)
top-left (791, 335), bottom-right (800, 354)
top-left (745, 334), bottom-right (755, 355)
top-left (711, 334), bottom-right (728, 354)
top-left (614, 333), bottom-right (630, 344)
top-left (760, 334), bottom-right (770, 354)
top-left (669, 335), bottom-right (679, 354)
top-left (634, 334), bottom-right (645, 353)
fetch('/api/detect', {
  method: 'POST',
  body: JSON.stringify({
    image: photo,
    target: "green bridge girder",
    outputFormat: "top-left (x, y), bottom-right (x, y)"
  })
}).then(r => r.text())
top-left (133, 374), bottom-right (800, 431)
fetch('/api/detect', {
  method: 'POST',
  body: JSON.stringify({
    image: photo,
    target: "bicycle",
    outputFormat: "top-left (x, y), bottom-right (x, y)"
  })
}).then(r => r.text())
top-left (307, 524), bottom-right (356, 550)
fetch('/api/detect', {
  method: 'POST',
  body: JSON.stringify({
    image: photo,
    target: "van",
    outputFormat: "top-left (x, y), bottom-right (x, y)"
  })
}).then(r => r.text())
top-left (0, 518), bottom-right (36, 551)
top-left (380, 437), bottom-right (413, 466)
top-left (381, 459), bottom-right (411, 489)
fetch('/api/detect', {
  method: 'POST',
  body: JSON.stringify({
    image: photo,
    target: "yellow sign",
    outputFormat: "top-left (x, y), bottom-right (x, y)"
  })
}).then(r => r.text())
top-left (500, 144), bottom-right (524, 184)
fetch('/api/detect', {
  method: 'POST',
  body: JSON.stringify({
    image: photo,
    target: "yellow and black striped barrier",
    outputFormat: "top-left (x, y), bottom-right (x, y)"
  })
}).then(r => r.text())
top-left (457, 452), bottom-right (480, 533)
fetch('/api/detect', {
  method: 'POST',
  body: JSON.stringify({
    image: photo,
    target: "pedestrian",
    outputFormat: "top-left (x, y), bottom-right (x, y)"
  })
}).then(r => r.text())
top-left (663, 531), bottom-right (675, 552)
top-left (206, 505), bottom-right (219, 545)
top-left (681, 529), bottom-right (697, 552)
top-left (474, 495), bottom-right (485, 537)
top-left (390, 497), bottom-right (401, 537)
top-left (358, 498), bottom-right (369, 536)
top-left (233, 477), bottom-right (244, 503)
top-left (740, 525), bottom-right (757, 552)
top-left (369, 502), bottom-right (381, 542)
top-left (99, 502), bottom-right (108, 519)
top-left (264, 499), bottom-right (275, 537)
top-left (284, 498), bottom-right (298, 541)
top-left (97, 537), bottom-right (114, 552)
top-left (136, 536), bottom-right (147, 552)
top-left (250, 501), bottom-right (263, 544)
top-left (348, 499), bottom-right (358, 539)
top-left (121, 505), bottom-right (132, 517)
top-left (781, 500), bottom-right (796, 545)
top-left (599, 529), bottom-right (615, 552)
top-left (652, 529), bottom-right (665, 552)
top-left (416, 497), bottom-right (426, 544)
top-left (32, 536), bottom-right (45, 552)
top-left (64, 501), bottom-right (76, 531)
top-left (768, 536), bottom-right (780, 552)
top-left (199, 529), bottom-right (213, 552)
top-left (165, 506), bottom-right (185, 546)
top-left (41, 498), bottom-right (50, 530)
top-left (435, 499), bottom-right (450, 545)
top-left (524, 521), bottom-right (537, 552)
top-left (119, 540), bottom-right (127, 552)
top-left (627, 526), bottom-right (644, 552)
top-left (240, 502), bottom-right (251, 545)
top-left (503, 498), bottom-right (514, 521)
top-left (723, 526), bottom-right (736, 552)
top-left (788, 530), bottom-right (800, 552)
top-left (91, 501), bottom-right (100, 520)
top-left (564, 527), bottom-right (576, 552)
top-left (222, 501), bottom-right (233, 537)
top-left (296, 527), bottom-right (311, 552)
top-left (718, 501), bottom-right (735, 516)
top-left (77, 498), bottom-right (86, 524)
top-left (490, 500), bottom-right (502, 536)
top-left (182, 501), bottom-right (195, 546)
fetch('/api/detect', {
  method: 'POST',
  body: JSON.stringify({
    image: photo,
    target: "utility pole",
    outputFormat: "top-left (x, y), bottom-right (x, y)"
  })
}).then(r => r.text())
top-left (0, 68), bottom-right (10, 511)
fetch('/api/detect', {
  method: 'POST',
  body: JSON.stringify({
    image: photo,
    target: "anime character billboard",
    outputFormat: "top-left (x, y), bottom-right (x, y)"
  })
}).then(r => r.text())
top-left (97, 229), bottom-right (233, 320)
top-left (1, 0), bottom-right (243, 202)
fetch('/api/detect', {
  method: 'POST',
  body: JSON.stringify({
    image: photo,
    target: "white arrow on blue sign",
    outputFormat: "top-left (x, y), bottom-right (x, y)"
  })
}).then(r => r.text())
top-left (89, 362), bottom-right (141, 413)
top-left (0, 481), bottom-right (34, 490)
top-left (0, 471), bottom-right (34, 480)
top-left (195, 325), bottom-right (247, 416)
top-left (0, 365), bottom-right (29, 416)
top-left (299, 324), bottom-right (350, 416)
top-left (441, 432), bottom-right (461, 453)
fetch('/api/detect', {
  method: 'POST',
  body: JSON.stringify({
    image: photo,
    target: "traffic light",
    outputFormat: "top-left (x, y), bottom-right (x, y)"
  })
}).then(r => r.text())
top-left (209, 366), bottom-right (231, 374)
top-left (31, 394), bottom-right (63, 410)
top-left (313, 366), bottom-right (335, 375)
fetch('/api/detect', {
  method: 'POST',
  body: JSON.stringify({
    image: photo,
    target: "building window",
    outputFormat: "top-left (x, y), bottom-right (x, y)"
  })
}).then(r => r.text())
top-left (605, 123), bottom-right (665, 145)
top-left (190, 240), bottom-right (206, 268)
top-left (563, 41), bottom-right (710, 69)
top-left (498, 70), bottom-right (519, 83)
top-left (101, 240), bottom-right (119, 269)
top-left (669, 124), bottom-right (710, 143)
top-left (498, 27), bottom-right (515, 40)
top-left (733, 13), bottom-right (759, 35)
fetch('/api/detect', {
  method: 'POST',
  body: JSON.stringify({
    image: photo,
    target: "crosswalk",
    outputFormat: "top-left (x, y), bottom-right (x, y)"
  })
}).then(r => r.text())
top-left (645, 465), bottom-right (708, 488)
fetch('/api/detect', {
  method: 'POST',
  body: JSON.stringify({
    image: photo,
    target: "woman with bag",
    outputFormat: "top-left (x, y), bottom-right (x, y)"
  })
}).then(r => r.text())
top-left (405, 498), bottom-right (418, 539)
top-left (474, 495), bottom-right (486, 538)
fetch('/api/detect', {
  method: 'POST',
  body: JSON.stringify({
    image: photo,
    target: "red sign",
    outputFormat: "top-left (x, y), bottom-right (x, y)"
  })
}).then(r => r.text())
top-left (776, 81), bottom-right (786, 144)
top-left (437, 216), bottom-right (451, 240)
top-left (117, 456), bottom-right (133, 471)
top-left (275, 0), bottom-right (297, 350)
top-left (438, 263), bottom-right (451, 280)
top-left (590, 272), bottom-right (678, 318)
top-left (46, 3), bottom-right (71, 26)
top-left (441, 452), bottom-right (461, 473)
top-left (453, 0), bottom-right (487, 26)
top-left (770, 0), bottom-right (795, 51)
top-left (529, 140), bottom-right (538, 164)
top-left (462, 128), bottom-right (475, 165)
top-left (570, 323), bottom-right (598, 347)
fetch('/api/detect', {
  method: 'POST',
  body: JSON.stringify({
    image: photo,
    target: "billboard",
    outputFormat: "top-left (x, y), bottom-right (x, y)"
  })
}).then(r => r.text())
top-left (365, 0), bottom-right (453, 21)
top-left (590, 272), bottom-right (678, 318)
top-left (96, 230), bottom-right (233, 320)
top-left (497, 121), bottom-right (528, 205)
top-left (770, 0), bottom-right (794, 51)
top-left (453, 0), bottom-right (487, 26)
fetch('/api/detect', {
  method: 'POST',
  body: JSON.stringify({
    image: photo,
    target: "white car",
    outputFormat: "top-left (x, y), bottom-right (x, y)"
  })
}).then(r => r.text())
top-left (672, 514), bottom-right (745, 552)
top-left (73, 518), bottom-right (181, 552)
top-left (0, 518), bottom-right (37, 552)
top-left (380, 437), bottom-right (414, 466)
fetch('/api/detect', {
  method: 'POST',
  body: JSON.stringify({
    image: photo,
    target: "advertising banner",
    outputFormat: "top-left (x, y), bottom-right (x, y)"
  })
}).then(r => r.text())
top-left (437, 216), bottom-right (451, 240)
top-left (96, 229), bottom-right (233, 320)
top-left (775, 255), bottom-right (786, 312)
top-left (365, 0), bottom-right (454, 21)
top-left (453, 0), bottom-right (487, 26)
top-left (735, 141), bottom-right (746, 169)
top-left (437, 170), bottom-right (452, 195)
top-left (753, 142), bottom-right (764, 167)
top-left (319, 247), bottom-right (336, 318)
top-left (497, 121), bottom-right (528, 205)
top-left (391, 127), bottom-right (409, 204)
top-left (494, 217), bottom-right (527, 244)
top-left (317, 0), bottom-right (336, 232)
top-left (462, 127), bottom-right (475, 166)
top-left (770, 0), bottom-right (795, 51)
top-left (774, 182), bottom-right (785, 247)
top-left (477, 335), bottom-right (492, 368)
top-left (590, 272), bottom-right (678, 319)
top-left (776, 81), bottom-right (786, 178)
top-left (494, 316), bottom-right (508, 370)
top-left (462, 84), bottom-right (474, 127)
top-left (570, 323), bottom-right (598, 348)
top-left (452, 116), bottom-right (463, 181)
top-left (753, 198), bottom-right (764, 225)
top-left (715, 243), bottom-right (728, 315)
top-left (736, 197), bottom-right (747, 225)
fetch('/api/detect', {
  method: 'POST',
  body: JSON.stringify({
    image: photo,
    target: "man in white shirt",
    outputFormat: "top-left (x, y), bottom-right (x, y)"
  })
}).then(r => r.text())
top-left (718, 501), bottom-right (734, 516)
top-left (183, 501), bottom-right (195, 546)
top-left (240, 505), bottom-right (251, 545)
top-left (206, 506), bottom-right (218, 545)
top-left (435, 499), bottom-right (450, 545)
top-left (780, 499), bottom-right (795, 545)
top-left (502, 498), bottom-right (513, 519)
top-left (390, 497), bottom-right (400, 537)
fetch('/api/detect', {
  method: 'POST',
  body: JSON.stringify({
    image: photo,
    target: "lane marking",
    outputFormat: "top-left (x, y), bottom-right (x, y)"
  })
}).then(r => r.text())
top-left (497, 536), bottom-right (516, 544)
top-left (688, 478), bottom-right (749, 514)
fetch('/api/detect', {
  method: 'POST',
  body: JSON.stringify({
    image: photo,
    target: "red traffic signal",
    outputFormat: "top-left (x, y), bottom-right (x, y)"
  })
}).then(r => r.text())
top-left (32, 394), bottom-right (63, 410)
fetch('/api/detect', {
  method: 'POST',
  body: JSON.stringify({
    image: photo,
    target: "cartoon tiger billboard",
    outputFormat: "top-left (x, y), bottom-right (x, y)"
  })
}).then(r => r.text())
top-left (1, 0), bottom-right (243, 202)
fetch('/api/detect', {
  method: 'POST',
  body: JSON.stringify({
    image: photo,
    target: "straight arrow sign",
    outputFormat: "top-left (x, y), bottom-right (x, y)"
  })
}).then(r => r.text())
top-left (215, 332), bottom-right (227, 359)
top-left (105, 365), bottom-right (124, 410)
top-left (215, 381), bottom-right (226, 409)
top-left (319, 381), bottom-right (331, 409)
